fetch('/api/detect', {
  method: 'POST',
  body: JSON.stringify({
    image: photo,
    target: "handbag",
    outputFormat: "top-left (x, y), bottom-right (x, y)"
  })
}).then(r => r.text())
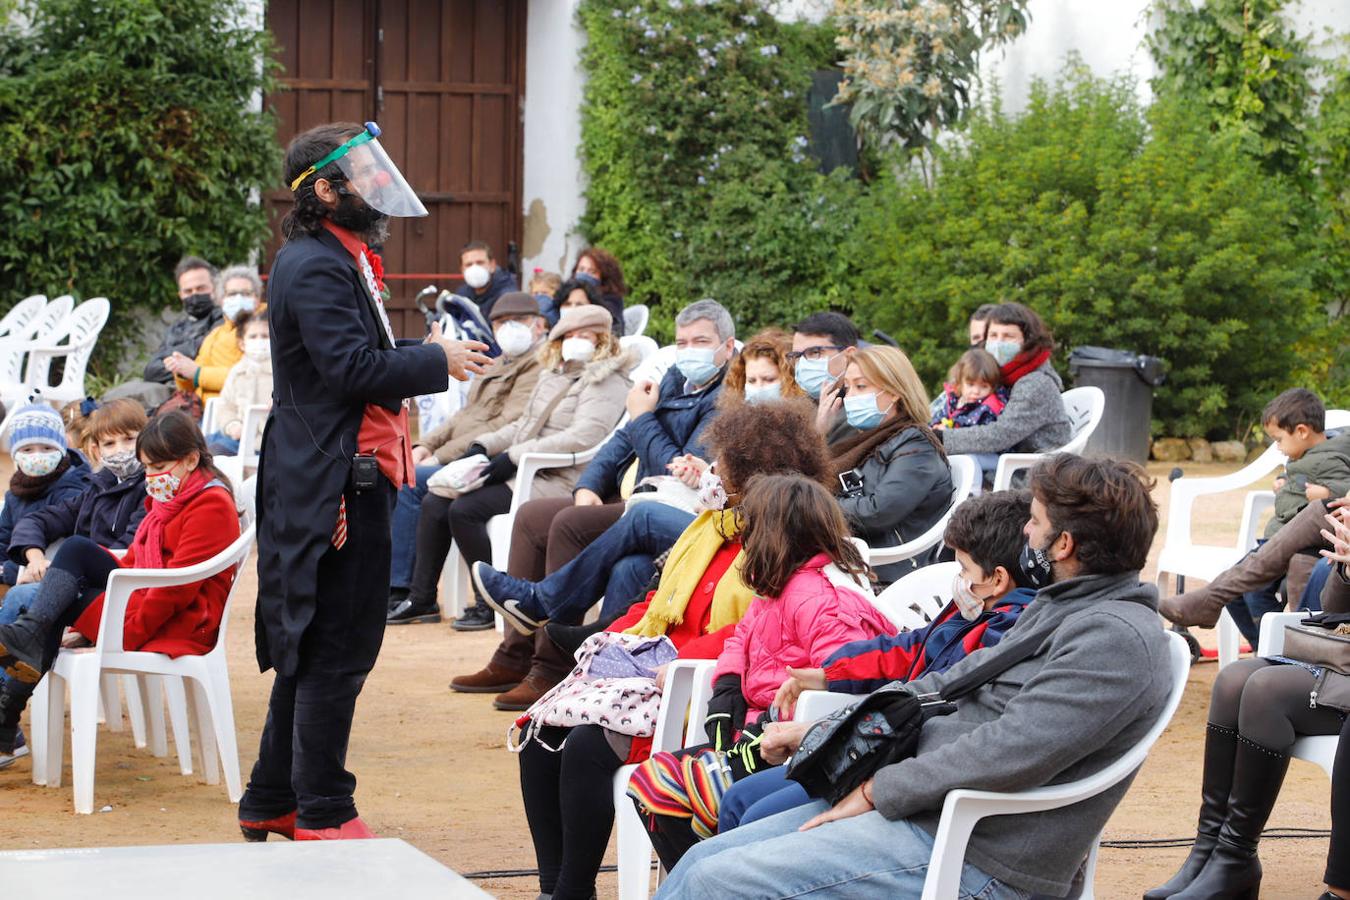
top-left (426, 454), bottom-right (489, 499)
top-left (786, 634), bottom-right (1045, 806)
top-left (1282, 612), bottom-right (1350, 675)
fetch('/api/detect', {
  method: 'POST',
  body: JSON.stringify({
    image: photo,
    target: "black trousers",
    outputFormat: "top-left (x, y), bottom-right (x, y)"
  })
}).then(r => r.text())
top-left (406, 483), bottom-right (513, 607)
top-left (1330, 712), bottom-right (1350, 888)
top-left (239, 482), bottom-right (395, 829)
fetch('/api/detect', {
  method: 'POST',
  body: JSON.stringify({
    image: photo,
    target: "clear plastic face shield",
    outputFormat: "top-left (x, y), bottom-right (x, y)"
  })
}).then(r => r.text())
top-left (289, 122), bottom-right (428, 218)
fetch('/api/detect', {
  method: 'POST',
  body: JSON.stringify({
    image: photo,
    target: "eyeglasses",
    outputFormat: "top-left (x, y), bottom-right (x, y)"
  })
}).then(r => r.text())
top-left (786, 345), bottom-right (844, 362)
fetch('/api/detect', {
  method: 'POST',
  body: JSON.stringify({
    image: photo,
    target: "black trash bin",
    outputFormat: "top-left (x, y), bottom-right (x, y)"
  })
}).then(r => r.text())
top-left (1068, 346), bottom-right (1165, 463)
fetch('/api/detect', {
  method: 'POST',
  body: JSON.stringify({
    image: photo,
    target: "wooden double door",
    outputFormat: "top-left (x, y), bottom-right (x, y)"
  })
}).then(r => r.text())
top-left (264, 0), bottom-right (527, 336)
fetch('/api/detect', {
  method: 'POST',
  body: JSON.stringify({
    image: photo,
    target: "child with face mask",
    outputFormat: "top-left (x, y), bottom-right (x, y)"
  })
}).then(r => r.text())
top-left (206, 310), bottom-right (274, 456)
top-left (0, 412), bottom-right (239, 762)
top-left (0, 403), bottom-right (91, 588)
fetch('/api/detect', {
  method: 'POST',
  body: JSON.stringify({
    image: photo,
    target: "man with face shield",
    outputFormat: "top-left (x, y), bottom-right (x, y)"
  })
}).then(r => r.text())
top-left (238, 122), bottom-right (491, 841)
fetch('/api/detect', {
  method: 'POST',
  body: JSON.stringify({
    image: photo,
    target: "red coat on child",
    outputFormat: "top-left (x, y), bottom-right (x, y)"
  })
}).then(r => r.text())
top-left (73, 486), bottom-right (240, 657)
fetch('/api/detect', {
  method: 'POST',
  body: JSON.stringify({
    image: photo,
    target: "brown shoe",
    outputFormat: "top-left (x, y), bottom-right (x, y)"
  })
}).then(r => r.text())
top-left (492, 677), bottom-right (550, 712)
top-left (449, 664), bottom-right (526, 695)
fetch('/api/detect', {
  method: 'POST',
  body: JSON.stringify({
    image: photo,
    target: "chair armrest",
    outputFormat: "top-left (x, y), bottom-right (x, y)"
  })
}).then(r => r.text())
top-left (992, 453), bottom-right (1045, 492)
top-left (651, 659), bottom-right (717, 752)
top-left (237, 404), bottom-right (270, 461)
top-left (795, 690), bottom-right (856, 723)
top-left (1236, 491), bottom-right (1276, 553)
top-left (1256, 611), bottom-right (1304, 658)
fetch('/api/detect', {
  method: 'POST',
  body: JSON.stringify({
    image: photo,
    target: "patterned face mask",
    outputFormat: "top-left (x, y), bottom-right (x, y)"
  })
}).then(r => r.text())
top-left (15, 449), bottom-right (63, 478)
top-left (102, 449), bottom-right (143, 480)
top-left (697, 468), bottom-right (728, 512)
top-left (951, 574), bottom-right (994, 621)
top-left (145, 464), bottom-right (185, 504)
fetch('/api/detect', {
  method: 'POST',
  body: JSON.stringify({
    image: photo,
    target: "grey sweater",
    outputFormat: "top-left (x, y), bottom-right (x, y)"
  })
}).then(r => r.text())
top-left (870, 571), bottom-right (1172, 896)
top-left (940, 361), bottom-right (1071, 454)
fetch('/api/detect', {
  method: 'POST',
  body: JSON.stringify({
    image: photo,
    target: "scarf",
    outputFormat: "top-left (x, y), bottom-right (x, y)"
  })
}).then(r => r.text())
top-left (129, 467), bottom-right (217, 569)
top-left (831, 417), bottom-right (944, 477)
top-left (1001, 347), bottom-right (1052, 388)
top-left (8, 454), bottom-right (72, 501)
top-left (624, 508), bottom-right (755, 637)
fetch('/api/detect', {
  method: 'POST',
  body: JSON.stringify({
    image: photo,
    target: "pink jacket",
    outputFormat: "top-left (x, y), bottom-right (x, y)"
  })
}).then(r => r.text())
top-left (713, 553), bottom-right (896, 723)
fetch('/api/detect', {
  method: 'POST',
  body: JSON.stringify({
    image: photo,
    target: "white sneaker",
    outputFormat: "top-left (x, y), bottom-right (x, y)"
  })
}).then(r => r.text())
top-left (0, 730), bottom-right (28, 770)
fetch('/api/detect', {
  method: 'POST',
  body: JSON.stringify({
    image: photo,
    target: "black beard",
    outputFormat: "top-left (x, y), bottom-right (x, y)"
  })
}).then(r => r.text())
top-left (330, 191), bottom-right (390, 245)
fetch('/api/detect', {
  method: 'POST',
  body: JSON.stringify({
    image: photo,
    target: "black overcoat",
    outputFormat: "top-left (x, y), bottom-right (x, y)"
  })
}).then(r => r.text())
top-left (255, 229), bottom-right (448, 676)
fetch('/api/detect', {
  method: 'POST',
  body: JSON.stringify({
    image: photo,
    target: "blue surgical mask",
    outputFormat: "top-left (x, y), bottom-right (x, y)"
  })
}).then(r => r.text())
top-left (794, 357), bottom-right (832, 398)
top-left (743, 382), bottom-right (782, 405)
top-left (844, 392), bottom-right (889, 430)
top-left (676, 347), bottom-right (721, 386)
top-left (985, 339), bottom-right (1022, 367)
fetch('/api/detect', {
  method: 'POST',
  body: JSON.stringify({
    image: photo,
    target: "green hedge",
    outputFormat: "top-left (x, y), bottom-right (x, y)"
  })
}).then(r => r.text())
top-left (0, 0), bottom-right (279, 371)
top-left (841, 66), bottom-right (1321, 439)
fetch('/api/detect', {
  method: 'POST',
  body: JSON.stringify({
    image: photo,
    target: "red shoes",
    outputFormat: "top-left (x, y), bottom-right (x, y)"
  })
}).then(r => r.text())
top-left (294, 816), bottom-right (377, 840)
top-left (239, 811), bottom-right (296, 842)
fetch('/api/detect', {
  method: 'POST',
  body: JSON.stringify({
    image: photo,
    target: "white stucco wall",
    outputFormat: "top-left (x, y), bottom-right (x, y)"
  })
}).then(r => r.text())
top-left (520, 0), bottom-right (588, 280)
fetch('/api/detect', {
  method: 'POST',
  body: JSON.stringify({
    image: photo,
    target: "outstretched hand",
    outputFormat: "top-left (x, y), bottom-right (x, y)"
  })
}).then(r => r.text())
top-left (426, 322), bottom-right (491, 381)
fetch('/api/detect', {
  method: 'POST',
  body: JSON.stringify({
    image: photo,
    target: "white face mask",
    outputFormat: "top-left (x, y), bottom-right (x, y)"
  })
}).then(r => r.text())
top-left (464, 264), bottom-right (491, 290)
top-left (243, 337), bottom-right (270, 363)
top-left (561, 336), bottom-right (596, 363)
top-left (222, 293), bottom-right (256, 320)
top-left (495, 321), bottom-right (536, 357)
top-left (15, 448), bottom-right (63, 478)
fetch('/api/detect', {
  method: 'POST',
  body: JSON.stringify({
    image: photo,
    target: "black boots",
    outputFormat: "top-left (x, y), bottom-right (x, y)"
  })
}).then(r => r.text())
top-left (0, 615), bottom-right (46, 683)
top-left (1144, 723), bottom-right (1239, 899)
top-left (1170, 735), bottom-right (1291, 900)
top-left (544, 612), bottom-right (622, 658)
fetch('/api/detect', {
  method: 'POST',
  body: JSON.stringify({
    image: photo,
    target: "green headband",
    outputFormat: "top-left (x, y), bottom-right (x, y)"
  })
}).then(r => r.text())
top-left (289, 122), bottom-right (380, 192)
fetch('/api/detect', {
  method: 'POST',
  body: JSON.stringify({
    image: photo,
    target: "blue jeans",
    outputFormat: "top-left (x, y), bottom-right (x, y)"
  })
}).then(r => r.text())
top-left (205, 432), bottom-right (240, 455)
top-left (536, 502), bottom-right (694, 620)
top-left (718, 767), bottom-right (811, 832)
top-left (389, 463), bottom-right (442, 590)
top-left (1300, 558), bottom-right (1333, 612)
top-left (655, 802), bottom-right (1030, 900)
top-left (0, 582), bottom-right (40, 700)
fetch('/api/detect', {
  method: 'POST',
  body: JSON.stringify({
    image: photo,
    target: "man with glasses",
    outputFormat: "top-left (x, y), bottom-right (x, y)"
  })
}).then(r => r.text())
top-left (789, 311), bottom-right (862, 445)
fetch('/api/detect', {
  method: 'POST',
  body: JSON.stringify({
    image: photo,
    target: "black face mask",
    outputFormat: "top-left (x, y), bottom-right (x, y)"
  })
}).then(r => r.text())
top-left (331, 188), bottom-right (390, 244)
top-left (1018, 534), bottom-right (1058, 589)
top-left (183, 292), bottom-right (215, 319)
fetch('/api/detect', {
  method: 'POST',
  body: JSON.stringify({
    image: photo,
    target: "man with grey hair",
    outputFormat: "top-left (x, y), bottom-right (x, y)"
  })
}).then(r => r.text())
top-left (450, 298), bottom-right (737, 709)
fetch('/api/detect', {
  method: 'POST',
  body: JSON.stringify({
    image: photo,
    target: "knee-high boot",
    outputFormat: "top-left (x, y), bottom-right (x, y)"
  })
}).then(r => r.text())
top-left (0, 568), bottom-right (79, 682)
top-left (1172, 735), bottom-right (1291, 900)
top-left (1143, 723), bottom-right (1239, 898)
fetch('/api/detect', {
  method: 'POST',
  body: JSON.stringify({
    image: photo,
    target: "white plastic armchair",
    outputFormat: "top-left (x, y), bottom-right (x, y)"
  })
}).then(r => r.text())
top-left (920, 631), bottom-right (1192, 900)
top-left (18, 297), bottom-right (110, 408)
top-left (623, 304), bottom-right (650, 337)
top-left (215, 403), bottom-right (270, 486)
top-left (1157, 409), bottom-right (1350, 669)
top-left (615, 658), bottom-right (718, 900)
top-left (865, 456), bottom-right (978, 570)
top-left (1257, 611), bottom-right (1338, 777)
top-left (0, 294), bottom-right (72, 398)
top-left (30, 523), bottom-right (256, 814)
top-left (990, 386), bottom-right (1105, 492)
top-left (871, 560), bottom-right (961, 632)
top-left (620, 335), bottom-right (659, 372)
top-left (0, 295), bottom-right (48, 338)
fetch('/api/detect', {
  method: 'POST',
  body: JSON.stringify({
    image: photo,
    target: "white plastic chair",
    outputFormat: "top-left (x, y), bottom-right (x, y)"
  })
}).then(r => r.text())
top-left (989, 386), bottom-right (1106, 491)
top-left (0, 294), bottom-right (72, 401)
top-left (623, 304), bottom-right (650, 338)
top-left (921, 630), bottom-right (1191, 899)
top-left (865, 456), bottom-right (978, 570)
top-left (214, 403), bottom-right (269, 486)
top-left (614, 658), bottom-right (717, 900)
top-left (869, 560), bottom-right (961, 632)
top-left (620, 335), bottom-right (659, 372)
top-left (1256, 612), bottom-right (1338, 777)
top-left (29, 523), bottom-right (257, 813)
top-left (1157, 409), bottom-right (1350, 668)
top-left (0, 295), bottom-right (48, 338)
top-left (16, 297), bottom-right (110, 408)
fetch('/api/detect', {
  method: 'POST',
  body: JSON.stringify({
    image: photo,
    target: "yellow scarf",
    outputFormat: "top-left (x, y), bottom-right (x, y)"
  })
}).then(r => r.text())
top-left (624, 508), bottom-right (755, 637)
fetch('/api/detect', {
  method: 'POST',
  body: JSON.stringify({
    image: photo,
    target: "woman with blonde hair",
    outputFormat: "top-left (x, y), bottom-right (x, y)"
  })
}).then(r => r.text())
top-left (396, 305), bottom-right (633, 624)
top-left (823, 345), bottom-right (953, 584)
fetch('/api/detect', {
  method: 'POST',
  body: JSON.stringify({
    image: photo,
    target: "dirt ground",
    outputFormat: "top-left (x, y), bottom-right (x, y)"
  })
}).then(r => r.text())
top-left (0, 461), bottom-right (1338, 898)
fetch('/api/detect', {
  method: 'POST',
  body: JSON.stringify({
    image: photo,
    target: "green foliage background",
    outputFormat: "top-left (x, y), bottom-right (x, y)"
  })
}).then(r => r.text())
top-left (0, 0), bottom-right (279, 368)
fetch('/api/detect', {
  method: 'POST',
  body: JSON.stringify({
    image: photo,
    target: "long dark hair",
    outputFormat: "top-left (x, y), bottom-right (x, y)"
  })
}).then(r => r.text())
top-left (574, 247), bottom-right (628, 298)
top-left (738, 473), bottom-right (871, 598)
top-left (137, 411), bottom-right (233, 495)
top-left (280, 122), bottom-right (362, 241)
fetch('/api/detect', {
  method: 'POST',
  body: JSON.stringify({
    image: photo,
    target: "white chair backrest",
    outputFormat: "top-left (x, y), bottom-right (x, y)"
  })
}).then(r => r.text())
top-left (0, 294), bottom-right (72, 385)
top-left (871, 560), bottom-right (961, 631)
top-left (619, 335), bottom-right (658, 373)
top-left (623, 304), bottom-right (650, 337)
top-left (25, 297), bottom-right (110, 397)
top-left (630, 343), bottom-right (676, 386)
top-left (1059, 386), bottom-right (1105, 454)
top-left (866, 455), bottom-right (978, 568)
top-left (0, 295), bottom-right (47, 338)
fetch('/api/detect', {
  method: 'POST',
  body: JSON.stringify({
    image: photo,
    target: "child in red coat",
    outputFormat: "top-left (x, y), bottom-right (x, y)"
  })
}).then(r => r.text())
top-left (0, 412), bottom-right (239, 712)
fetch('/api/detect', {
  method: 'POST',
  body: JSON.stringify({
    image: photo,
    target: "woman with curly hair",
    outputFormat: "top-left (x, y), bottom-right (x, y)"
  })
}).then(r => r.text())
top-left (513, 403), bottom-right (855, 900)
top-left (562, 247), bottom-right (628, 335)
top-left (718, 328), bottom-right (804, 407)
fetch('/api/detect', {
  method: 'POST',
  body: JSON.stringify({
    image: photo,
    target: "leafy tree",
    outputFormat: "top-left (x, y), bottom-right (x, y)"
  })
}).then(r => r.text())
top-left (0, 0), bottom-right (279, 370)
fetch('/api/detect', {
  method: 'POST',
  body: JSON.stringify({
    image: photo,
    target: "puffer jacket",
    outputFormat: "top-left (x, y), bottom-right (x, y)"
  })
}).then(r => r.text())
top-left (0, 450), bottom-right (91, 584)
top-left (176, 319), bottom-right (244, 401)
top-left (474, 348), bottom-right (634, 499)
top-left (712, 553), bottom-right (894, 723)
top-left (838, 427), bottom-right (953, 584)
top-left (415, 349), bottom-right (544, 464)
top-left (1268, 431), bottom-right (1350, 537)
top-left (940, 360), bottom-right (1071, 454)
top-left (216, 355), bottom-right (273, 438)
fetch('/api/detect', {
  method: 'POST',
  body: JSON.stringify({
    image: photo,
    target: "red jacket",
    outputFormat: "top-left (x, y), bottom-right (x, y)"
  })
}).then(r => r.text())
top-left (73, 486), bottom-right (241, 657)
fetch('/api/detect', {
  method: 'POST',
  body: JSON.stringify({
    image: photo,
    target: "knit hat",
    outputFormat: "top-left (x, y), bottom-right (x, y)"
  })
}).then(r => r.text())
top-left (7, 402), bottom-right (67, 453)
top-left (549, 305), bottom-right (614, 341)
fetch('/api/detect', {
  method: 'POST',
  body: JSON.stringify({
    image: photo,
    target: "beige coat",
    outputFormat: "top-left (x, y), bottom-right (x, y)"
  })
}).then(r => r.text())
top-left (416, 349), bottom-right (544, 464)
top-left (217, 357), bottom-right (273, 436)
top-left (475, 349), bottom-right (633, 499)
